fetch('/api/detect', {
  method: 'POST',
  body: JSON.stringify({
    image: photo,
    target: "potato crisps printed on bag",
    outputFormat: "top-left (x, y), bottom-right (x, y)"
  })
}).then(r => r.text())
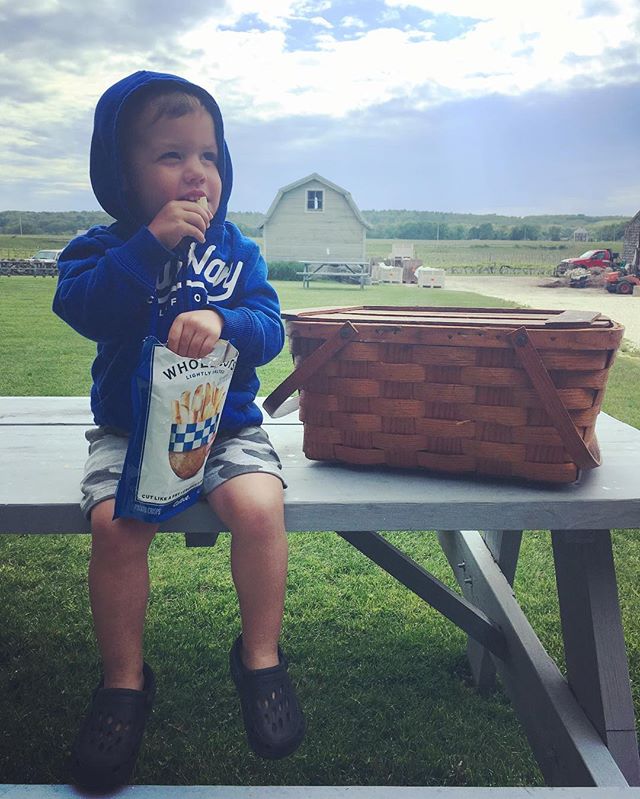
top-left (115, 336), bottom-right (238, 522)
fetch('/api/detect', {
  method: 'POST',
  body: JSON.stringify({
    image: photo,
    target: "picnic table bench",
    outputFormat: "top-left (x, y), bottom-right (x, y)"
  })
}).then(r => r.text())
top-left (297, 261), bottom-right (370, 289)
top-left (2, 397), bottom-right (640, 793)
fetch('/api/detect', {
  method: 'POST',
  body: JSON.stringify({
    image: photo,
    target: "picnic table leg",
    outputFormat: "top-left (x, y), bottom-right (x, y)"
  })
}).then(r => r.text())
top-left (551, 529), bottom-right (640, 786)
top-left (337, 530), bottom-right (506, 658)
top-left (465, 530), bottom-right (523, 691)
top-left (439, 528), bottom-right (630, 786)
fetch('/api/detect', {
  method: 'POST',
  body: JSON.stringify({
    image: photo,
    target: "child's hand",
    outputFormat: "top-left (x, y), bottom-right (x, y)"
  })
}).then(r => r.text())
top-left (167, 310), bottom-right (224, 358)
top-left (148, 201), bottom-right (213, 250)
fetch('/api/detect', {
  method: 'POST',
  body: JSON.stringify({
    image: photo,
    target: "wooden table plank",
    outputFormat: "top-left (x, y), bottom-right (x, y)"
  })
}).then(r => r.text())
top-left (0, 397), bottom-right (299, 427)
top-left (1, 786), bottom-right (639, 798)
top-left (0, 402), bottom-right (639, 534)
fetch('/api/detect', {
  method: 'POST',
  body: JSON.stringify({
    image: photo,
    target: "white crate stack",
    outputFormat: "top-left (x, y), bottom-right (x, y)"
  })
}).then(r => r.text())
top-left (416, 266), bottom-right (445, 288)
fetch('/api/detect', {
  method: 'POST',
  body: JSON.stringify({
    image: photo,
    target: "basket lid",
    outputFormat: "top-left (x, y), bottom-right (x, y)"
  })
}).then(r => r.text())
top-left (282, 305), bottom-right (617, 330)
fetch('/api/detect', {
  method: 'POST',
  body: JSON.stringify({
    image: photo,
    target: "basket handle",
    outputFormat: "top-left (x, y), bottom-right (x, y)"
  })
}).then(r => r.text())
top-left (507, 327), bottom-right (600, 469)
top-left (263, 321), bottom-right (359, 418)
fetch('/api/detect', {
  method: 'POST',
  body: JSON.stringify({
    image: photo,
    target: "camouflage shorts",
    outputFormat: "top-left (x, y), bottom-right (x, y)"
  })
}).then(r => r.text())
top-left (80, 425), bottom-right (286, 519)
top-left (201, 426), bottom-right (286, 495)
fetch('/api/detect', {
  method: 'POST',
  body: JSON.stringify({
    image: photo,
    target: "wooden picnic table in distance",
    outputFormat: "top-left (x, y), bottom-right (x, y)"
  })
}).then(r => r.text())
top-left (1, 396), bottom-right (640, 789)
top-left (297, 260), bottom-right (370, 289)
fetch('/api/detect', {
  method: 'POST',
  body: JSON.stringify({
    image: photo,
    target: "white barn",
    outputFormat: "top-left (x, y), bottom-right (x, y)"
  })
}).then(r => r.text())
top-left (258, 173), bottom-right (371, 262)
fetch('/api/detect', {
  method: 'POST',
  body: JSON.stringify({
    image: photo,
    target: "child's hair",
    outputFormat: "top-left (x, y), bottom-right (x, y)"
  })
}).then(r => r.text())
top-left (119, 83), bottom-right (207, 153)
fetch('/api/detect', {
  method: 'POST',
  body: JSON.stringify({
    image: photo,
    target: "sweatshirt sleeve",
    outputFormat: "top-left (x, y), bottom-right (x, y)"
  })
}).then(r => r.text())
top-left (53, 226), bottom-right (173, 343)
top-left (212, 247), bottom-right (285, 368)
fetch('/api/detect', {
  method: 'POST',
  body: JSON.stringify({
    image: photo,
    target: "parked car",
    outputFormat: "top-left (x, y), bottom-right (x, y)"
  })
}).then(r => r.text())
top-left (28, 249), bottom-right (63, 264)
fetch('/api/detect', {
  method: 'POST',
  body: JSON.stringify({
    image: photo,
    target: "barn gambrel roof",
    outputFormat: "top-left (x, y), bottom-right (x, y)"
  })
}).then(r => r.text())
top-left (258, 173), bottom-right (372, 230)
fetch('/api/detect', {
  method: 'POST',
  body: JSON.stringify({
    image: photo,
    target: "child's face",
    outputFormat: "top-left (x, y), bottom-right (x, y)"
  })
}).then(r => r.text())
top-left (125, 104), bottom-right (222, 225)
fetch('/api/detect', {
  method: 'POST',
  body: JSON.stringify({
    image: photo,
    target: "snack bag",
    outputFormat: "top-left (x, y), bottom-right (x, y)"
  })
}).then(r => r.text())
top-left (115, 337), bottom-right (238, 522)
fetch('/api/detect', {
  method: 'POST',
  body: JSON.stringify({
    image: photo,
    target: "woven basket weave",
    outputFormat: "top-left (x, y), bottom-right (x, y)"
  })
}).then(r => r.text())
top-left (264, 306), bottom-right (624, 484)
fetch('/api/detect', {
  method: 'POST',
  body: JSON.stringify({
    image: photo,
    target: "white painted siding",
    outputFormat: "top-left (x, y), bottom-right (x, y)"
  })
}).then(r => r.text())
top-left (263, 179), bottom-right (366, 261)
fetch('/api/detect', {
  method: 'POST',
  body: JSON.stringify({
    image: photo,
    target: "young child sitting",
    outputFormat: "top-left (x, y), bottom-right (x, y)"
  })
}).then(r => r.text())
top-left (53, 70), bottom-right (305, 790)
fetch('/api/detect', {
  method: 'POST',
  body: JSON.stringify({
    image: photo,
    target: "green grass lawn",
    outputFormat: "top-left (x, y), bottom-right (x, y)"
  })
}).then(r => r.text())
top-left (0, 276), bottom-right (638, 787)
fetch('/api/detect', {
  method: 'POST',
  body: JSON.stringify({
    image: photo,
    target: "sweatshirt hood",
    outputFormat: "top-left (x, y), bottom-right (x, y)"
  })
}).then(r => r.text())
top-left (90, 70), bottom-right (232, 228)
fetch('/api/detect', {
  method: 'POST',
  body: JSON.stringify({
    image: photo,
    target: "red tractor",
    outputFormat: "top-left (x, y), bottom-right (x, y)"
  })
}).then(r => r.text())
top-left (605, 265), bottom-right (640, 295)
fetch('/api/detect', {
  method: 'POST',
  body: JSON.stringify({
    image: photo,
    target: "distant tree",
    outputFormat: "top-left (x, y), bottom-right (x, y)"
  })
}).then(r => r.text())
top-left (595, 222), bottom-right (625, 241)
top-left (525, 225), bottom-right (540, 240)
top-left (395, 221), bottom-right (439, 239)
top-left (477, 222), bottom-right (495, 240)
top-left (510, 224), bottom-right (540, 240)
top-left (548, 225), bottom-right (562, 241)
top-left (0, 210), bottom-right (112, 235)
top-left (431, 222), bottom-right (449, 240)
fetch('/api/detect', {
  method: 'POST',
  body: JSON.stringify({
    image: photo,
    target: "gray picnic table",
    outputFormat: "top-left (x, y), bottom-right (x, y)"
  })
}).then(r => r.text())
top-left (1, 396), bottom-right (640, 792)
top-left (297, 260), bottom-right (370, 289)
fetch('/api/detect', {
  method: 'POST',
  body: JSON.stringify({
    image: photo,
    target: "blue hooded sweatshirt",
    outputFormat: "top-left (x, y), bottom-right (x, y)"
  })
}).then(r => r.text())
top-left (53, 70), bottom-right (284, 434)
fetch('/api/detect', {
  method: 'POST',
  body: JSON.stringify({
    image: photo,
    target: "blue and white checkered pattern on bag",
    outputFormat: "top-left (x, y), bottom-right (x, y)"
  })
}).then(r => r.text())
top-left (169, 416), bottom-right (217, 452)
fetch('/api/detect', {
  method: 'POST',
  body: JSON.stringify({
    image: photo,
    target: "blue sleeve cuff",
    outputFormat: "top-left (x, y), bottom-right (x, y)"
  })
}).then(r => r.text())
top-left (214, 306), bottom-right (254, 349)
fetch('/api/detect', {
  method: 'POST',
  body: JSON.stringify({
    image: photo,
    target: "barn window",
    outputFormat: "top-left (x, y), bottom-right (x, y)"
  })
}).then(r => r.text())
top-left (306, 190), bottom-right (324, 211)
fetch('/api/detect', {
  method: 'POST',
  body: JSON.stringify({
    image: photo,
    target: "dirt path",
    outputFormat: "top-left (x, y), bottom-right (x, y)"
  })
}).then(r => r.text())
top-left (442, 275), bottom-right (640, 348)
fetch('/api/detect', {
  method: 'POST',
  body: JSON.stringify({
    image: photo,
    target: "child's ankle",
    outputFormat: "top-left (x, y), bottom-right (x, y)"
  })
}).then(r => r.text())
top-left (103, 670), bottom-right (145, 691)
top-left (241, 645), bottom-right (280, 671)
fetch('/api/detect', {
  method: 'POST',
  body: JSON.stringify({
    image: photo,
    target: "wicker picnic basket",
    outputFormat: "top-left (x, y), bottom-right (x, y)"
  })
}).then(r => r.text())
top-left (263, 306), bottom-right (624, 484)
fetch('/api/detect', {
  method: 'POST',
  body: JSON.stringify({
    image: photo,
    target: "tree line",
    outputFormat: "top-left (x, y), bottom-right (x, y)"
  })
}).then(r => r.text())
top-left (0, 209), bottom-right (629, 241)
top-left (366, 220), bottom-right (628, 241)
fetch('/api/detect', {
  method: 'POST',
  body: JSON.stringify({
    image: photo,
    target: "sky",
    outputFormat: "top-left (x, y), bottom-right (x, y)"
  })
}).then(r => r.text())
top-left (2, 0), bottom-right (640, 217)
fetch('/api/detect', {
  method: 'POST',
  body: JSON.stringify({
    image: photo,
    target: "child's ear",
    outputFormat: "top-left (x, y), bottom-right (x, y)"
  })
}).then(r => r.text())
top-left (120, 181), bottom-right (140, 219)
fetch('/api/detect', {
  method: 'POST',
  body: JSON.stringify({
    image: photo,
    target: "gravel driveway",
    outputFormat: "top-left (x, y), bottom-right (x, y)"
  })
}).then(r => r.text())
top-left (442, 275), bottom-right (640, 349)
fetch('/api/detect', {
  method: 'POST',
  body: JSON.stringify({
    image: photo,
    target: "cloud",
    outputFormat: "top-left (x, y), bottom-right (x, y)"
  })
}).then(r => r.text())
top-left (1, 0), bottom-right (226, 62)
top-left (171, 0), bottom-right (640, 121)
top-left (4, 0), bottom-right (639, 128)
top-left (340, 16), bottom-right (367, 29)
top-left (309, 16), bottom-right (332, 27)
top-left (581, 0), bottom-right (619, 16)
top-left (1, 0), bottom-right (639, 213)
top-left (209, 81), bottom-right (639, 217)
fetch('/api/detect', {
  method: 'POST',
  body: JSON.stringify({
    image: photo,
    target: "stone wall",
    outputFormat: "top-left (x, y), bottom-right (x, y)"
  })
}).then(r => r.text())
top-left (623, 212), bottom-right (640, 267)
top-left (0, 260), bottom-right (57, 276)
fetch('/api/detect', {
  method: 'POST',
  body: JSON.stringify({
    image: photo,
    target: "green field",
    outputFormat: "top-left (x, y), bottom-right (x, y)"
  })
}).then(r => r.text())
top-left (0, 234), bottom-right (73, 259)
top-left (0, 233), bottom-right (620, 274)
top-left (0, 276), bottom-right (638, 787)
top-left (364, 238), bottom-right (621, 273)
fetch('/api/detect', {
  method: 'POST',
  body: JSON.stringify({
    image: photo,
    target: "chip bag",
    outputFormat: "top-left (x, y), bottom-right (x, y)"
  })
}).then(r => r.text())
top-left (115, 336), bottom-right (238, 522)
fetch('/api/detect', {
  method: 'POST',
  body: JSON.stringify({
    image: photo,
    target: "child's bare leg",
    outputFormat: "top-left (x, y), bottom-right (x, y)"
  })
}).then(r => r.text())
top-left (89, 500), bottom-right (158, 689)
top-left (206, 473), bottom-right (287, 670)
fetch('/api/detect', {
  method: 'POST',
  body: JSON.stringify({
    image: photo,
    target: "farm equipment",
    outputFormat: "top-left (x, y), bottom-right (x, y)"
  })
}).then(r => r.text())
top-left (605, 233), bottom-right (640, 294)
top-left (605, 267), bottom-right (640, 295)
